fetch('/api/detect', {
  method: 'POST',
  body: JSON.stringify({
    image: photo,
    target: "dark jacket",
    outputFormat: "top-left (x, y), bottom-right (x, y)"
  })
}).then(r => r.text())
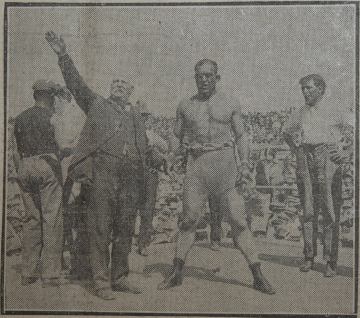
top-left (58, 54), bottom-right (147, 183)
top-left (14, 105), bottom-right (59, 158)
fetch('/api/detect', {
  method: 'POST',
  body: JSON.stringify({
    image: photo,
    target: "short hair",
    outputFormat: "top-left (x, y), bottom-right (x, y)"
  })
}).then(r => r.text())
top-left (194, 59), bottom-right (218, 74)
top-left (299, 74), bottom-right (326, 93)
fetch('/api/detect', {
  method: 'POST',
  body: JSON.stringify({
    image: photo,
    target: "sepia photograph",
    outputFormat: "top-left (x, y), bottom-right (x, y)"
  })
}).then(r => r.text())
top-left (2, 1), bottom-right (358, 316)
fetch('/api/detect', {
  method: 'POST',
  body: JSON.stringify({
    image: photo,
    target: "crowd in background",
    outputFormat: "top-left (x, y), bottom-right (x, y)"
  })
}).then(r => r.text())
top-left (6, 107), bottom-right (355, 255)
top-left (141, 108), bottom-right (294, 147)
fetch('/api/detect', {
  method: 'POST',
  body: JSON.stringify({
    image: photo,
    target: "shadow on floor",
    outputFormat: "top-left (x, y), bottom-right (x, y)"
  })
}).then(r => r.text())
top-left (144, 262), bottom-right (253, 290)
top-left (191, 242), bottom-right (353, 278)
top-left (259, 253), bottom-right (353, 278)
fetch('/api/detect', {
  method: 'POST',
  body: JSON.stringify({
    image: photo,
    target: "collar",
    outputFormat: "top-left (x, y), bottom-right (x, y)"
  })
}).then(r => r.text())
top-left (107, 97), bottom-right (132, 113)
top-left (304, 94), bottom-right (325, 112)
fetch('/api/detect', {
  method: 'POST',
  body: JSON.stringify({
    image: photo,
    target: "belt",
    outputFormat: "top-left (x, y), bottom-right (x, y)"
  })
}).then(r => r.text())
top-left (187, 142), bottom-right (234, 152)
top-left (96, 149), bottom-right (142, 166)
top-left (302, 143), bottom-right (325, 147)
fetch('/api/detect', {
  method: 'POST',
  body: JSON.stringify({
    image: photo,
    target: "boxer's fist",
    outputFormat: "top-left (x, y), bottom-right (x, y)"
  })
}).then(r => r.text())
top-left (236, 162), bottom-right (254, 197)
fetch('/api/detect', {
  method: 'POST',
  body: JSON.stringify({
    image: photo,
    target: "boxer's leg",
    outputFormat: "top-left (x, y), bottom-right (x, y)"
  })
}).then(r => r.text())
top-left (175, 175), bottom-right (207, 260)
top-left (221, 188), bottom-right (275, 294)
top-left (221, 189), bottom-right (258, 264)
top-left (158, 173), bottom-right (207, 290)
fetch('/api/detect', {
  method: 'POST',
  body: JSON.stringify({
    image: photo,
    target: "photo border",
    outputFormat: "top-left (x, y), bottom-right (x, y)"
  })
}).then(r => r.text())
top-left (2, 1), bottom-right (359, 316)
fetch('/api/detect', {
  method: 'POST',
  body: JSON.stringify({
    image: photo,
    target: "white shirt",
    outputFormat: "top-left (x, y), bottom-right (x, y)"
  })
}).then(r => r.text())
top-left (51, 99), bottom-right (86, 182)
top-left (146, 129), bottom-right (168, 153)
top-left (51, 100), bottom-right (86, 149)
top-left (285, 98), bottom-right (343, 145)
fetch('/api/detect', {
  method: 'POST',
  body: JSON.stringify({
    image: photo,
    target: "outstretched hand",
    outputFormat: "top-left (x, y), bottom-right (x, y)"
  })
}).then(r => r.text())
top-left (45, 31), bottom-right (66, 56)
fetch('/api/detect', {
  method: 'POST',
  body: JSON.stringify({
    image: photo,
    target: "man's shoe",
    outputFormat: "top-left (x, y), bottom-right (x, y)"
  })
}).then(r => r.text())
top-left (249, 262), bottom-right (276, 295)
top-left (21, 276), bottom-right (38, 286)
top-left (157, 258), bottom-right (185, 290)
top-left (96, 288), bottom-right (116, 300)
top-left (138, 246), bottom-right (149, 257)
top-left (210, 241), bottom-right (221, 251)
top-left (42, 277), bottom-right (70, 287)
top-left (299, 259), bottom-right (314, 272)
top-left (324, 262), bottom-right (337, 277)
top-left (112, 276), bottom-right (142, 294)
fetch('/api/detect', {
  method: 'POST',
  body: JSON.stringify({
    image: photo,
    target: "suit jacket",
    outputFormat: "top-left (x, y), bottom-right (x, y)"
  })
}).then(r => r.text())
top-left (58, 54), bottom-right (147, 183)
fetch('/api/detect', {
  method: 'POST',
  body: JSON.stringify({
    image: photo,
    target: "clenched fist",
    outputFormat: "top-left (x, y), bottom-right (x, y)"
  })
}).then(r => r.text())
top-left (235, 162), bottom-right (254, 199)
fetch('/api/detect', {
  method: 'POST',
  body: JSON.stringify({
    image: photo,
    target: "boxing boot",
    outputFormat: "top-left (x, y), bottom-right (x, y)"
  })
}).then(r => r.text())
top-left (299, 258), bottom-right (314, 272)
top-left (249, 262), bottom-right (276, 295)
top-left (157, 257), bottom-right (185, 290)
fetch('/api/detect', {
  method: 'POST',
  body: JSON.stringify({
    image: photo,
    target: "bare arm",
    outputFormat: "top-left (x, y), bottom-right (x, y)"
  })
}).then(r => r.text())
top-left (173, 104), bottom-right (185, 143)
top-left (282, 109), bottom-right (302, 151)
top-left (45, 31), bottom-right (96, 115)
top-left (231, 106), bottom-right (254, 195)
top-left (231, 108), bottom-right (250, 163)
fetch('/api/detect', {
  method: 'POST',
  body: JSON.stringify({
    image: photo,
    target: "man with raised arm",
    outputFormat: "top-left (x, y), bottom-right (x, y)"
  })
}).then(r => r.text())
top-left (157, 59), bottom-right (275, 294)
top-left (46, 31), bottom-right (147, 300)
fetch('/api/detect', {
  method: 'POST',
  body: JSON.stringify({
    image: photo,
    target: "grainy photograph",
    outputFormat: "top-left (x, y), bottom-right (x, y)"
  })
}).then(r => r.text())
top-left (2, 2), bottom-right (358, 316)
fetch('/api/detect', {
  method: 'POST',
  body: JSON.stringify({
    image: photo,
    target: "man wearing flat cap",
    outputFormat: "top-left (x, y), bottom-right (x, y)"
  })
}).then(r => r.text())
top-left (46, 31), bottom-right (147, 300)
top-left (14, 79), bottom-right (68, 287)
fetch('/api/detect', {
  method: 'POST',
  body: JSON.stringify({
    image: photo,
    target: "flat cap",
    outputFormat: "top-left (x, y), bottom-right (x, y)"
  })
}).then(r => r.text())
top-left (32, 80), bottom-right (61, 93)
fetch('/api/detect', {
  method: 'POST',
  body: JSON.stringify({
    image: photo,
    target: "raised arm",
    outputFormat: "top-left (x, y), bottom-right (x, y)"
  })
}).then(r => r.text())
top-left (45, 31), bottom-right (96, 115)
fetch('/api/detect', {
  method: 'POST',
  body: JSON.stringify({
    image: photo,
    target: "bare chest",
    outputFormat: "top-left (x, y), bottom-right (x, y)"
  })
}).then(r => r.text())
top-left (182, 100), bottom-right (233, 126)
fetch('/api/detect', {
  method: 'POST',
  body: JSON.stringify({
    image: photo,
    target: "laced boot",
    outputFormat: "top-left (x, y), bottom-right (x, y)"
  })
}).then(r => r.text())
top-left (157, 258), bottom-right (185, 290)
top-left (249, 262), bottom-right (276, 295)
top-left (324, 261), bottom-right (337, 277)
top-left (299, 258), bottom-right (314, 272)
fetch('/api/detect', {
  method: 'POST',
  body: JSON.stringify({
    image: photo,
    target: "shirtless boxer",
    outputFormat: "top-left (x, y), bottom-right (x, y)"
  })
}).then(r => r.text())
top-left (157, 59), bottom-right (275, 294)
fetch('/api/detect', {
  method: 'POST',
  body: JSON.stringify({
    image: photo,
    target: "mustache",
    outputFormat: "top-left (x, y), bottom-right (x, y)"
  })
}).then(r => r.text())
top-left (112, 87), bottom-right (129, 93)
